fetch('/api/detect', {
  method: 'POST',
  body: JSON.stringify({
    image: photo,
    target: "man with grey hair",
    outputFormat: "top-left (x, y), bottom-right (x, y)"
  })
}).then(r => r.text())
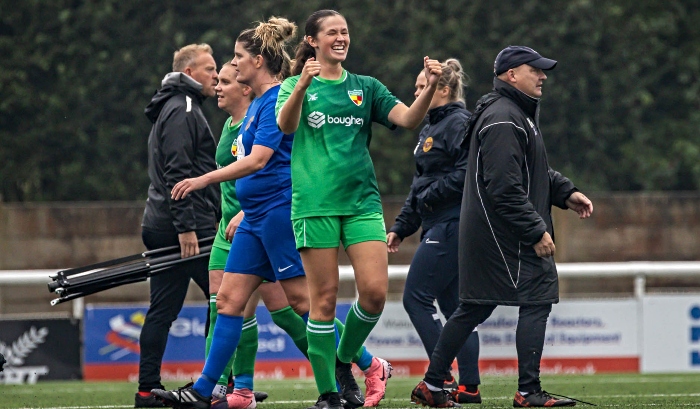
top-left (411, 45), bottom-right (593, 408)
top-left (136, 43), bottom-right (220, 408)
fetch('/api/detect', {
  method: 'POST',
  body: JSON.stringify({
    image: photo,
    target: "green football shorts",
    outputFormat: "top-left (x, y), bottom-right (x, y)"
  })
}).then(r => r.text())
top-left (292, 212), bottom-right (387, 249)
top-left (208, 244), bottom-right (229, 271)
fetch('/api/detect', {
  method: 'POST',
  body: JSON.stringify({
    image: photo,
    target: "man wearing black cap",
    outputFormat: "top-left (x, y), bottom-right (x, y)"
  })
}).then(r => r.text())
top-left (410, 46), bottom-right (593, 408)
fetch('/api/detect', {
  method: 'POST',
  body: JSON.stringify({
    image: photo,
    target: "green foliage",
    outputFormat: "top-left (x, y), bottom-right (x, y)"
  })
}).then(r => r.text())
top-left (1, 0), bottom-right (698, 201)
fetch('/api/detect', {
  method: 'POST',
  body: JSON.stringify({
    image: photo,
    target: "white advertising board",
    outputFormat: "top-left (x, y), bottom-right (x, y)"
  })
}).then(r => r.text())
top-left (641, 294), bottom-right (700, 373)
top-left (364, 300), bottom-right (638, 363)
top-left (479, 300), bottom-right (639, 358)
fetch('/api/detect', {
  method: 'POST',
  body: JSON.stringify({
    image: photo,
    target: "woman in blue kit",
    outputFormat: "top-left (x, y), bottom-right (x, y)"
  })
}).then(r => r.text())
top-left (152, 17), bottom-right (380, 409)
top-left (151, 17), bottom-right (306, 409)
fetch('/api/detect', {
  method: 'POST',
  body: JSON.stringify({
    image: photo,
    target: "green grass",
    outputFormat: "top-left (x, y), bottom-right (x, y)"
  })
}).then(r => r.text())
top-left (1, 373), bottom-right (699, 408)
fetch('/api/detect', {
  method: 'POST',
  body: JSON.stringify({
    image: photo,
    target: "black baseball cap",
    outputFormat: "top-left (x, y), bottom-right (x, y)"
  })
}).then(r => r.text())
top-left (494, 46), bottom-right (557, 76)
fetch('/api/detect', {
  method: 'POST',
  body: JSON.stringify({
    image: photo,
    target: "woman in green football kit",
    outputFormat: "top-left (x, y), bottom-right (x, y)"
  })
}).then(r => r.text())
top-left (276, 9), bottom-right (443, 409)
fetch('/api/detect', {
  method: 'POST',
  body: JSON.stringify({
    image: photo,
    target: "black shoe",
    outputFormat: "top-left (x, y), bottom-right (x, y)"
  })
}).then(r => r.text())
top-left (443, 376), bottom-right (458, 392)
top-left (307, 392), bottom-right (343, 409)
top-left (135, 392), bottom-right (166, 408)
top-left (151, 383), bottom-right (211, 409)
top-left (451, 386), bottom-right (482, 404)
top-left (513, 391), bottom-right (576, 407)
top-left (411, 381), bottom-right (461, 408)
top-left (336, 360), bottom-right (365, 408)
top-left (253, 391), bottom-right (269, 402)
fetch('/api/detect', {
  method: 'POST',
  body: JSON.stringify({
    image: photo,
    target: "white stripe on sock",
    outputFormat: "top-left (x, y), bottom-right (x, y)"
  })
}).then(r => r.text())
top-left (352, 302), bottom-right (379, 323)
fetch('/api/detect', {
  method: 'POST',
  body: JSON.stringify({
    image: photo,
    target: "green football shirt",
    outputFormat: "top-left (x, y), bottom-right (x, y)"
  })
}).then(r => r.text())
top-left (276, 70), bottom-right (401, 219)
top-left (213, 116), bottom-right (243, 250)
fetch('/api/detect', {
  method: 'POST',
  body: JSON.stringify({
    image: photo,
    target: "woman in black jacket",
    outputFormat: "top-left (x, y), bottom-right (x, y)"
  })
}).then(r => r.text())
top-left (387, 58), bottom-right (481, 404)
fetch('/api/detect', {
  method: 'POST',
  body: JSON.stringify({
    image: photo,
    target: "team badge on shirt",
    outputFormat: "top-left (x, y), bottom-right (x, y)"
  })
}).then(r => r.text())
top-left (230, 138), bottom-right (238, 157)
top-left (348, 90), bottom-right (363, 106)
top-left (423, 136), bottom-right (434, 152)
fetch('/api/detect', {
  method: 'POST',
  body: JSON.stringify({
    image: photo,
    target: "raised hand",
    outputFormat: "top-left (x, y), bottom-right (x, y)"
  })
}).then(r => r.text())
top-left (423, 56), bottom-right (443, 87)
top-left (298, 57), bottom-right (322, 89)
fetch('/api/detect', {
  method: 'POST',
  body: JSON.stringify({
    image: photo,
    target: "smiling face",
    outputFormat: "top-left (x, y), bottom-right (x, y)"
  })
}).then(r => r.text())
top-left (214, 64), bottom-right (251, 115)
top-left (185, 52), bottom-right (218, 98)
top-left (307, 14), bottom-right (350, 65)
top-left (510, 64), bottom-right (548, 98)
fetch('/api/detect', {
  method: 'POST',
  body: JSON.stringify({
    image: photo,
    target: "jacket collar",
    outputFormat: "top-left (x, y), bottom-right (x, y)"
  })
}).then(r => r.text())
top-left (427, 101), bottom-right (466, 125)
top-left (144, 73), bottom-right (206, 123)
top-left (493, 77), bottom-right (539, 119)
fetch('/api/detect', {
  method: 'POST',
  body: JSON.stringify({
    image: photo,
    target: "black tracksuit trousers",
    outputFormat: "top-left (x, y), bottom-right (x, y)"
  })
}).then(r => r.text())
top-left (424, 302), bottom-right (552, 393)
top-left (138, 227), bottom-right (213, 392)
top-left (403, 221), bottom-right (480, 386)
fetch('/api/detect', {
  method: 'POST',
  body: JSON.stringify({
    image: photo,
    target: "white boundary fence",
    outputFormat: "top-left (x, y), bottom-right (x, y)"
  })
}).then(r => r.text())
top-left (1, 261), bottom-right (700, 319)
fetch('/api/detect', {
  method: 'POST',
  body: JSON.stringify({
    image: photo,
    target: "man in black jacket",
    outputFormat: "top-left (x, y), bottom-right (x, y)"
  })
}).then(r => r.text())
top-left (136, 43), bottom-right (220, 408)
top-left (411, 46), bottom-right (593, 408)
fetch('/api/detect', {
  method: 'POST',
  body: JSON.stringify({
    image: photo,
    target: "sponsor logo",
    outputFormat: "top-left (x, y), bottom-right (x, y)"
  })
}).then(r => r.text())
top-left (307, 93), bottom-right (318, 102)
top-left (691, 305), bottom-right (700, 366)
top-left (0, 326), bottom-right (49, 384)
top-left (307, 111), bottom-right (364, 129)
top-left (348, 89), bottom-right (363, 106)
top-left (278, 265), bottom-right (293, 272)
top-left (425, 238), bottom-right (440, 244)
top-left (308, 111), bottom-right (325, 128)
top-left (423, 136), bottom-right (434, 152)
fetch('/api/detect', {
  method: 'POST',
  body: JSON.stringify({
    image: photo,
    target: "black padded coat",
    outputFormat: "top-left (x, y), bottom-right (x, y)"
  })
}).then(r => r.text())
top-left (458, 78), bottom-right (577, 306)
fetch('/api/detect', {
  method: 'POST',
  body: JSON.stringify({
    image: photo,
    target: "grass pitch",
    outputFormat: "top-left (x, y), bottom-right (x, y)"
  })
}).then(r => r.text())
top-left (1, 373), bottom-right (699, 408)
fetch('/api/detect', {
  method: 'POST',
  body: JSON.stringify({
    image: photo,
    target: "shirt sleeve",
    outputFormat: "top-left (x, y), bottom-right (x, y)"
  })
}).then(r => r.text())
top-left (370, 77), bottom-right (401, 130)
top-left (254, 97), bottom-right (285, 151)
top-left (275, 76), bottom-right (299, 118)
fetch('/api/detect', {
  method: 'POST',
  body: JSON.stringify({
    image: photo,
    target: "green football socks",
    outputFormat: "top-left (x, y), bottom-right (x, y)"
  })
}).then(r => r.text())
top-left (307, 319), bottom-right (337, 394)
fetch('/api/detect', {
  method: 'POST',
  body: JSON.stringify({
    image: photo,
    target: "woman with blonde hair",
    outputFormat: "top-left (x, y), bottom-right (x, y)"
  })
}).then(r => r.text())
top-left (387, 58), bottom-right (481, 404)
top-left (152, 17), bottom-right (303, 409)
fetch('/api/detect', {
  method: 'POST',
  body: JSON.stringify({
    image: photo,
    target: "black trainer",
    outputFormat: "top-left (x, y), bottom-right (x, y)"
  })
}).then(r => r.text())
top-left (135, 392), bottom-right (166, 408)
top-left (336, 360), bottom-right (365, 408)
top-left (411, 381), bottom-right (461, 408)
top-left (151, 383), bottom-right (211, 409)
top-left (253, 391), bottom-right (269, 402)
top-left (513, 390), bottom-right (576, 407)
top-left (307, 392), bottom-right (343, 409)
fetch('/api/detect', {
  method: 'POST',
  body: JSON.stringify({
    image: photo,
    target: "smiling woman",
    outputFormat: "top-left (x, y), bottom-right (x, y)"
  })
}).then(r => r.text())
top-left (274, 9), bottom-right (445, 409)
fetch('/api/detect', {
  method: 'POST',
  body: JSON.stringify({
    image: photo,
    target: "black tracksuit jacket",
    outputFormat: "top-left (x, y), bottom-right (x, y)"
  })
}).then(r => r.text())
top-left (389, 102), bottom-right (470, 238)
top-left (459, 78), bottom-right (577, 306)
top-left (141, 73), bottom-right (220, 234)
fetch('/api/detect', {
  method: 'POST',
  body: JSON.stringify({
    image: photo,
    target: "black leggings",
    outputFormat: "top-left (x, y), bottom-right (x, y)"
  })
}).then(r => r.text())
top-left (424, 302), bottom-right (552, 393)
top-left (138, 228), bottom-right (213, 391)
